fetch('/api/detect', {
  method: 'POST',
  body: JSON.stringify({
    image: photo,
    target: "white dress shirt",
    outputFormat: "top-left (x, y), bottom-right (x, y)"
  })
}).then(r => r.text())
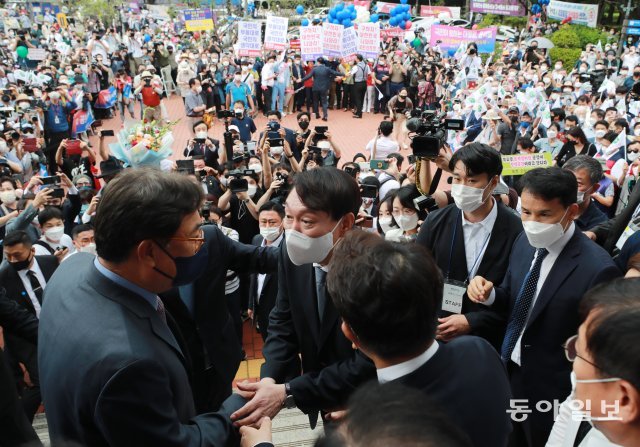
top-left (256, 233), bottom-right (283, 302)
top-left (377, 341), bottom-right (439, 383)
top-left (261, 63), bottom-right (275, 88)
top-left (461, 198), bottom-right (498, 279)
top-left (17, 259), bottom-right (47, 318)
top-left (366, 136), bottom-right (399, 159)
top-left (483, 223), bottom-right (576, 366)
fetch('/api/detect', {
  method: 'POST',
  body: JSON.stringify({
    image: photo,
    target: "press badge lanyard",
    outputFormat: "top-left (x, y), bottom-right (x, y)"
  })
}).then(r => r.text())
top-left (446, 211), bottom-right (492, 284)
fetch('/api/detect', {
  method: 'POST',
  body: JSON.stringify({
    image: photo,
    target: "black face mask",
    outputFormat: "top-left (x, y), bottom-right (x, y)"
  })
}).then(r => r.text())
top-left (298, 120), bottom-right (309, 130)
top-left (10, 252), bottom-right (32, 271)
top-left (510, 116), bottom-right (519, 124)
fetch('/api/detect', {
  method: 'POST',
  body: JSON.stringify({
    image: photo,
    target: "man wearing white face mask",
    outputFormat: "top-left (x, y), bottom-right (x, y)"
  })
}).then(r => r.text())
top-left (417, 143), bottom-right (523, 350)
top-left (33, 207), bottom-right (74, 259)
top-left (62, 224), bottom-right (96, 262)
top-left (231, 168), bottom-right (376, 429)
top-left (468, 167), bottom-right (620, 447)
top-left (563, 156), bottom-right (608, 231)
top-left (248, 202), bottom-right (285, 341)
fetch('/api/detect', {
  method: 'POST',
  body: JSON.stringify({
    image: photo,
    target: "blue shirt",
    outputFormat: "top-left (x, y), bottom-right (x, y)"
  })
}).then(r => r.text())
top-left (231, 116), bottom-right (257, 143)
top-left (44, 101), bottom-right (77, 133)
top-left (93, 257), bottom-right (158, 311)
top-left (225, 82), bottom-right (251, 107)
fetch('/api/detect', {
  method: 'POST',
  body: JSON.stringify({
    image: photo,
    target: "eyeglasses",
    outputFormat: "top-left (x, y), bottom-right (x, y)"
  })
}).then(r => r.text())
top-left (563, 334), bottom-right (622, 384)
top-left (168, 228), bottom-right (205, 254)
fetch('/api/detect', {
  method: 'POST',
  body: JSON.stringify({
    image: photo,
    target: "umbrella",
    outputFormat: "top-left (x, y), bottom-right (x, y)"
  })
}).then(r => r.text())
top-left (526, 37), bottom-right (554, 49)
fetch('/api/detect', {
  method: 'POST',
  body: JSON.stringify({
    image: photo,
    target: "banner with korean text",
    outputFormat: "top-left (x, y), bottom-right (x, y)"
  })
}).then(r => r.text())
top-left (183, 9), bottom-right (214, 32)
top-left (264, 16), bottom-right (289, 50)
top-left (547, 0), bottom-right (598, 28)
top-left (501, 153), bottom-right (553, 176)
top-left (342, 26), bottom-right (358, 61)
top-left (300, 26), bottom-right (324, 62)
top-left (357, 23), bottom-right (380, 59)
top-left (323, 23), bottom-right (344, 58)
top-left (470, 0), bottom-right (525, 17)
top-left (429, 25), bottom-right (497, 54)
top-left (419, 6), bottom-right (461, 18)
top-left (237, 21), bottom-right (262, 57)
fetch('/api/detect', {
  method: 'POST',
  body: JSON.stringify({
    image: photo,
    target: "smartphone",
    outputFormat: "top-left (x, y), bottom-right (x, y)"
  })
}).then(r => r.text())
top-left (49, 187), bottom-right (65, 198)
top-left (268, 138), bottom-right (284, 147)
top-left (408, 155), bottom-right (416, 165)
top-left (361, 184), bottom-right (378, 199)
top-left (176, 159), bottom-right (195, 172)
top-left (314, 126), bottom-right (328, 134)
top-left (359, 215), bottom-right (374, 228)
top-left (308, 146), bottom-right (322, 155)
top-left (100, 129), bottom-right (115, 137)
top-left (246, 141), bottom-right (257, 152)
top-left (41, 175), bottom-right (60, 186)
top-left (23, 137), bottom-right (38, 153)
top-left (370, 159), bottom-right (389, 170)
top-left (229, 177), bottom-right (248, 193)
top-left (66, 139), bottom-right (82, 156)
top-left (267, 131), bottom-right (280, 140)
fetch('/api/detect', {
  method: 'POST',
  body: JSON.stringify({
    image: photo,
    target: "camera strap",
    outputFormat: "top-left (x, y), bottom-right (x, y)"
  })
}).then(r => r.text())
top-left (428, 168), bottom-right (442, 196)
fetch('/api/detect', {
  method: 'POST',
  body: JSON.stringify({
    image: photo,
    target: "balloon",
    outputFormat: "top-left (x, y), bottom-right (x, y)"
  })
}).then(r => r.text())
top-left (404, 4), bottom-right (411, 12)
top-left (400, 0), bottom-right (408, 4)
top-left (371, 13), bottom-right (379, 22)
top-left (336, 2), bottom-right (344, 11)
top-left (399, 20), bottom-right (406, 29)
top-left (389, 16), bottom-right (398, 26)
top-left (404, 12), bottom-right (411, 21)
top-left (343, 19), bottom-right (352, 28)
top-left (329, 9), bottom-right (336, 18)
top-left (351, 11), bottom-right (357, 19)
top-left (143, 34), bottom-right (151, 43)
top-left (531, 4), bottom-right (541, 13)
top-left (296, 4), bottom-right (304, 14)
top-left (16, 46), bottom-right (27, 58)
top-left (405, 21), bottom-right (412, 30)
top-left (301, 18), bottom-right (309, 26)
top-left (347, 3), bottom-right (355, 10)
top-left (448, 49), bottom-right (456, 57)
top-left (472, 24), bottom-right (478, 29)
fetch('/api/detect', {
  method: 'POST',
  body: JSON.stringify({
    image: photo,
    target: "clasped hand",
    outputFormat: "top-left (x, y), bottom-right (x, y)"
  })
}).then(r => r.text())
top-left (231, 378), bottom-right (286, 427)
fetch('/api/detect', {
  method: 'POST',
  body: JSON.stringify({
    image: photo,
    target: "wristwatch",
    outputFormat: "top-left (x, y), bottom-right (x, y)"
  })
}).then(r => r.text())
top-left (283, 382), bottom-right (296, 409)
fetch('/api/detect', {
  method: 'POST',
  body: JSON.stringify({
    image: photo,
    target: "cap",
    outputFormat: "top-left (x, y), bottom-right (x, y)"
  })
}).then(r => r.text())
top-left (482, 109), bottom-right (501, 120)
top-left (141, 71), bottom-right (152, 78)
top-left (95, 158), bottom-right (124, 179)
top-left (73, 174), bottom-right (92, 185)
top-left (16, 93), bottom-right (30, 102)
top-left (228, 125), bottom-right (240, 133)
top-left (508, 106), bottom-right (520, 114)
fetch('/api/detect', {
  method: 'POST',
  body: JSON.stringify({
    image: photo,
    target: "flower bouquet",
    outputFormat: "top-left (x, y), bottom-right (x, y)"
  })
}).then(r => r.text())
top-left (109, 117), bottom-right (177, 168)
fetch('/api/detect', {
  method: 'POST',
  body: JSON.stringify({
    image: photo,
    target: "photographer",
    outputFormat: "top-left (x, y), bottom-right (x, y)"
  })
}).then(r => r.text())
top-left (217, 170), bottom-right (262, 243)
top-left (134, 70), bottom-right (164, 122)
top-left (387, 87), bottom-right (413, 149)
top-left (184, 120), bottom-right (226, 171)
top-left (304, 128), bottom-right (342, 168)
top-left (523, 40), bottom-right (547, 65)
top-left (42, 89), bottom-right (77, 174)
top-left (460, 45), bottom-right (482, 88)
top-left (87, 57), bottom-right (110, 119)
top-left (366, 120), bottom-right (399, 160)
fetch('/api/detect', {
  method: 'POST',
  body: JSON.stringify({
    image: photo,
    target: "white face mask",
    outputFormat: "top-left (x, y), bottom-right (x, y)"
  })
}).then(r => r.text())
top-left (595, 130), bottom-right (606, 139)
top-left (248, 163), bottom-right (262, 173)
top-left (79, 243), bottom-right (97, 255)
top-left (395, 213), bottom-right (419, 231)
top-left (451, 182), bottom-right (492, 213)
top-left (285, 217), bottom-right (343, 266)
top-left (271, 146), bottom-right (284, 156)
top-left (234, 108), bottom-right (244, 116)
top-left (0, 140), bottom-right (8, 154)
top-left (628, 152), bottom-right (639, 162)
top-left (195, 131), bottom-right (208, 140)
top-left (547, 130), bottom-right (557, 139)
top-left (522, 208), bottom-right (569, 249)
top-left (44, 225), bottom-right (65, 242)
top-left (634, 129), bottom-right (640, 137)
top-left (260, 226), bottom-right (281, 242)
top-left (247, 184), bottom-right (257, 197)
top-left (0, 190), bottom-right (16, 205)
top-left (378, 216), bottom-right (395, 234)
top-left (577, 186), bottom-right (592, 205)
top-left (195, 86), bottom-right (203, 93)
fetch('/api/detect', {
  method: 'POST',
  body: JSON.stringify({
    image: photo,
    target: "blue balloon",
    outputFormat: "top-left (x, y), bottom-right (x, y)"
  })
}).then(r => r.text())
top-left (351, 11), bottom-right (357, 19)
top-left (343, 19), bottom-right (352, 27)
top-left (329, 9), bottom-right (336, 18)
top-left (404, 12), bottom-right (411, 20)
top-left (301, 18), bottom-right (309, 26)
top-left (448, 49), bottom-right (456, 57)
top-left (296, 4), bottom-right (304, 14)
top-left (400, 0), bottom-right (408, 4)
top-left (531, 4), bottom-right (541, 13)
top-left (389, 16), bottom-right (397, 26)
top-left (371, 13), bottom-right (379, 22)
top-left (336, 2), bottom-right (344, 11)
top-left (405, 4), bottom-right (411, 12)
top-left (399, 20), bottom-right (406, 29)
top-left (347, 4), bottom-right (355, 10)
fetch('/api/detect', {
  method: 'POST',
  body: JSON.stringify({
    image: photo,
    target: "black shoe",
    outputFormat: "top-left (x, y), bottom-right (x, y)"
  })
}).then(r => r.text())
top-left (322, 117), bottom-right (328, 121)
top-left (316, 114), bottom-right (321, 119)
top-left (353, 114), bottom-right (362, 118)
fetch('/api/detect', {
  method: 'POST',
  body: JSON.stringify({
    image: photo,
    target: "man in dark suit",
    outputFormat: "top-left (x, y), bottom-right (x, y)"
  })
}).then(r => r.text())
top-left (231, 168), bottom-right (376, 428)
top-left (300, 57), bottom-right (342, 121)
top-left (468, 167), bottom-right (621, 447)
top-left (248, 201), bottom-right (284, 341)
top-left (326, 230), bottom-right (512, 447)
top-left (0, 288), bottom-right (42, 447)
top-left (39, 169), bottom-right (247, 446)
top-left (0, 230), bottom-right (57, 422)
top-left (291, 54), bottom-right (305, 112)
top-left (418, 143), bottom-right (523, 349)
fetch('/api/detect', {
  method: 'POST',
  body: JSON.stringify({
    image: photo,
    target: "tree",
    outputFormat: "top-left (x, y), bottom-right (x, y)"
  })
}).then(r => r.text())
top-left (75, 0), bottom-right (121, 24)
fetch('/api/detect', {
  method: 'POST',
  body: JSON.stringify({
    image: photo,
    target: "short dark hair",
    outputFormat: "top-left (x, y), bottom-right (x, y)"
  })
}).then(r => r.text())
top-left (551, 108), bottom-right (566, 120)
top-left (188, 77), bottom-right (199, 87)
top-left (387, 152), bottom-right (404, 170)
top-left (329, 381), bottom-right (471, 447)
top-left (71, 223), bottom-right (94, 240)
top-left (258, 201), bottom-right (285, 219)
top-left (579, 278), bottom-right (640, 390)
top-left (38, 206), bottom-right (64, 227)
top-left (594, 119), bottom-right (609, 129)
top-left (291, 168), bottom-right (361, 221)
top-left (563, 154), bottom-right (603, 186)
top-left (0, 176), bottom-right (16, 188)
top-left (565, 115), bottom-right (579, 125)
top-left (449, 142), bottom-right (503, 178)
top-left (603, 131), bottom-right (618, 143)
top-left (192, 120), bottom-right (207, 131)
top-left (395, 183), bottom-right (425, 218)
top-left (267, 110), bottom-right (282, 120)
top-left (3, 230), bottom-right (32, 248)
top-left (95, 168), bottom-right (204, 263)
top-left (519, 137), bottom-right (535, 150)
top-left (296, 111), bottom-right (310, 121)
top-left (379, 121), bottom-right (393, 137)
top-left (592, 109), bottom-right (605, 120)
top-left (327, 231), bottom-right (443, 359)
top-left (520, 167), bottom-right (577, 207)
top-left (614, 118), bottom-right (629, 133)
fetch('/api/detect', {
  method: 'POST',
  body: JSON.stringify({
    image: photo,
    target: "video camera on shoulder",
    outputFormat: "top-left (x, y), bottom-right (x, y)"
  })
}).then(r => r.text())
top-left (407, 111), bottom-right (463, 159)
top-left (217, 110), bottom-right (234, 119)
top-left (413, 195), bottom-right (438, 214)
top-left (268, 121), bottom-right (280, 132)
top-left (227, 169), bottom-right (255, 193)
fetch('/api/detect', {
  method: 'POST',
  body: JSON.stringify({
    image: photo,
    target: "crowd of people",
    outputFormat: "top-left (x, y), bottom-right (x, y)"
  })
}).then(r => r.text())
top-left (0, 3), bottom-right (640, 447)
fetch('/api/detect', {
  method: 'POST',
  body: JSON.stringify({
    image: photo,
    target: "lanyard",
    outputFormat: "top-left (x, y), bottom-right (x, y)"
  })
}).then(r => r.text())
top-left (446, 210), bottom-right (492, 283)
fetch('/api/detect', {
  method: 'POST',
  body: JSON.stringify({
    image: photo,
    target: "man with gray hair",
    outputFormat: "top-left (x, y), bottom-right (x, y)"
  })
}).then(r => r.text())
top-left (562, 155), bottom-right (608, 231)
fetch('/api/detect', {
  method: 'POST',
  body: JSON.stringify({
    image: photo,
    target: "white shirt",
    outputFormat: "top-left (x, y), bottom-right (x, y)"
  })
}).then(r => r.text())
top-left (34, 234), bottom-right (75, 256)
top-left (261, 63), bottom-right (275, 88)
top-left (483, 223), bottom-right (576, 366)
top-left (366, 136), bottom-right (399, 159)
top-left (256, 233), bottom-right (283, 302)
top-left (17, 259), bottom-right (47, 318)
top-left (461, 199), bottom-right (498, 279)
top-left (377, 341), bottom-right (439, 383)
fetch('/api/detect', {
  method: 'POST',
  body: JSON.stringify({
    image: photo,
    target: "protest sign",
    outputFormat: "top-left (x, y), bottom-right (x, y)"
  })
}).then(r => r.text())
top-left (264, 16), bottom-right (288, 50)
top-left (27, 48), bottom-right (48, 61)
top-left (547, 0), bottom-right (598, 27)
top-left (323, 23), bottom-right (344, 58)
top-left (237, 21), bottom-right (262, 57)
top-left (470, 0), bottom-right (525, 17)
top-left (429, 25), bottom-right (497, 54)
top-left (300, 26), bottom-right (324, 62)
top-left (183, 9), bottom-right (214, 32)
top-left (419, 6), bottom-right (461, 18)
top-left (380, 27), bottom-right (406, 40)
top-left (357, 23), bottom-right (380, 59)
top-left (501, 153), bottom-right (553, 176)
top-left (342, 26), bottom-right (358, 61)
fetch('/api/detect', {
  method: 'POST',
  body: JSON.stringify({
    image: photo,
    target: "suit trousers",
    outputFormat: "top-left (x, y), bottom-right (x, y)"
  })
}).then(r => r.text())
top-left (294, 84), bottom-right (305, 111)
top-left (341, 84), bottom-right (353, 110)
top-left (304, 87), bottom-right (313, 111)
top-left (313, 90), bottom-right (329, 119)
top-left (254, 82), bottom-right (264, 111)
top-left (353, 81), bottom-right (367, 116)
top-left (507, 360), bottom-right (547, 447)
top-left (262, 86), bottom-right (273, 115)
top-left (225, 288), bottom-right (243, 352)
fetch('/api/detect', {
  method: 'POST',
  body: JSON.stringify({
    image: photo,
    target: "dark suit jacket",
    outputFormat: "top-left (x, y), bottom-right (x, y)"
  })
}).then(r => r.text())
top-left (592, 179), bottom-right (640, 254)
top-left (248, 234), bottom-right (280, 341)
top-left (463, 112), bottom-right (483, 143)
top-left (300, 65), bottom-right (342, 92)
top-left (291, 63), bottom-right (305, 86)
top-left (38, 253), bottom-right (245, 447)
top-left (417, 202), bottom-right (523, 349)
top-left (162, 225), bottom-right (277, 411)
top-left (492, 229), bottom-right (620, 441)
top-left (260, 240), bottom-right (376, 427)
top-left (394, 337), bottom-right (512, 447)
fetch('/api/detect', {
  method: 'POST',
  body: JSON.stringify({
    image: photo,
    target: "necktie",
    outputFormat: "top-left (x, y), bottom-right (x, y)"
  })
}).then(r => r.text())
top-left (501, 248), bottom-right (549, 361)
top-left (26, 270), bottom-right (43, 304)
top-left (315, 267), bottom-right (327, 324)
top-left (156, 296), bottom-right (167, 324)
